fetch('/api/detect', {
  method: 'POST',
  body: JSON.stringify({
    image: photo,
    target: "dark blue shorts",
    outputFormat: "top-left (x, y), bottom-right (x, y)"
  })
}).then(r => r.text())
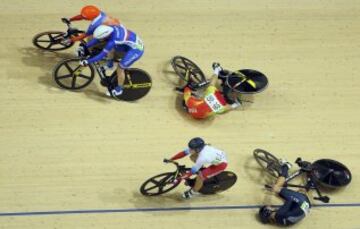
top-left (115, 45), bottom-right (144, 69)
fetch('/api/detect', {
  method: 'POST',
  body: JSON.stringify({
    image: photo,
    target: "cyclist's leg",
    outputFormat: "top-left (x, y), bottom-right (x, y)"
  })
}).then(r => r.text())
top-left (272, 164), bottom-right (290, 193)
top-left (279, 188), bottom-right (308, 203)
top-left (119, 48), bottom-right (144, 69)
top-left (200, 162), bottom-right (228, 180)
top-left (116, 48), bottom-right (144, 85)
top-left (193, 162), bottom-right (228, 192)
top-left (193, 176), bottom-right (204, 192)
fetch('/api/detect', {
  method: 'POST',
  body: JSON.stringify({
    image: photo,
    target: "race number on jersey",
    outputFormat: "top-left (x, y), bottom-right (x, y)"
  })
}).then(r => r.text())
top-left (204, 94), bottom-right (224, 113)
top-left (135, 37), bottom-right (144, 50)
top-left (300, 201), bottom-right (310, 215)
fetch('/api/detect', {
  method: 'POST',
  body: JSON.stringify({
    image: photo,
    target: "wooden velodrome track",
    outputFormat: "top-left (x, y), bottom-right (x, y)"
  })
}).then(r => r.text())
top-left (0, 0), bottom-right (359, 228)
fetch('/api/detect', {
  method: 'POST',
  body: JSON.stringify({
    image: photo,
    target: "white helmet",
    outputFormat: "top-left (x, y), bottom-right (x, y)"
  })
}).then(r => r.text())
top-left (93, 25), bottom-right (114, 39)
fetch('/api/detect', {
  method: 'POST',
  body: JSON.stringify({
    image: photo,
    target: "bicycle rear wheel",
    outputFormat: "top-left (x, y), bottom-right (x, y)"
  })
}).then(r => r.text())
top-left (112, 68), bottom-right (152, 101)
top-left (33, 31), bottom-right (74, 51)
top-left (200, 171), bottom-right (237, 194)
top-left (53, 58), bottom-right (95, 90)
top-left (312, 159), bottom-right (352, 188)
top-left (253, 149), bottom-right (281, 177)
top-left (140, 172), bottom-right (180, 196)
top-left (171, 56), bottom-right (207, 87)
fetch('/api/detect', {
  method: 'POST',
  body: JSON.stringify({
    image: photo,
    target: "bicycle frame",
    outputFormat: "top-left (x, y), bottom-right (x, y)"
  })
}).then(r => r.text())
top-left (163, 159), bottom-right (190, 181)
top-left (276, 159), bottom-right (330, 203)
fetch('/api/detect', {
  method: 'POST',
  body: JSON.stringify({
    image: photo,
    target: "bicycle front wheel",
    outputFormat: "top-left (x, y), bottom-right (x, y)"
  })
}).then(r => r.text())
top-left (171, 56), bottom-right (207, 86)
top-left (33, 31), bottom-right (74, 51)
top-left (53, 58), bottom-right (95, 90)
top-left (253, 149), bottom-right (281, 177)
top-left (140, 172), bottom-right (180, 196)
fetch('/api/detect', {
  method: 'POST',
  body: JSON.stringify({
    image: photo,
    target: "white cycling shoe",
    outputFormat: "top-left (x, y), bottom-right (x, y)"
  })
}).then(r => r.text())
top-left (182, 189), bottom-right (199, 199)
top-left (279, 159), bottom-right (292, 170)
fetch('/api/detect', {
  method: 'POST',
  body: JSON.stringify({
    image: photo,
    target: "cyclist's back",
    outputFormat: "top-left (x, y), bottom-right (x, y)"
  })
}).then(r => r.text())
top-left (184, 85), bottom-right (228, 119)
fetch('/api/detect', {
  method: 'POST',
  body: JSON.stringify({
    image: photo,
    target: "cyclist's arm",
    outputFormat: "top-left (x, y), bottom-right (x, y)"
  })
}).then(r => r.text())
top-left (224, 101), bottom-right (241, 111)
top-left (86, 40), bottom-right (115, 64)
top-left (69, 15), bottom-right (84, 22)
top-left (190, 158), bottom-right (205, 174)
top-left (85, 38), bottom-right (101, 48)
top-left (209, 74), bottom-right (219, 86)
top-left (272, 176), bottom-right (287, 194)
top-left (85, 13), bottom-right (105, 36)
top-left (170, 148), bottom-right (190, 160)
top-left (71, 33), bottom-right (88, 42)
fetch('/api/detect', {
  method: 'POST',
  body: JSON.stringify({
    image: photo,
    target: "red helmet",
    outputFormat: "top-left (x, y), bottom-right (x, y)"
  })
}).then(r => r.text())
top-left (81, 5), bottom-right (100, 20)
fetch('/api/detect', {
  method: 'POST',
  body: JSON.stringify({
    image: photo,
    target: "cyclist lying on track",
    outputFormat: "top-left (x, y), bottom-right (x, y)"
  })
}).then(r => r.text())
top-left (63, 5), bottom-right (120, 43)
top-left (78, 24), bottom-right (144, 97)
top-left (166, 137), bottom-right (228, 199)
top-left (259, 160), bottom-right (311, 226)
top-left (175, 64), bottom-right (242, 119)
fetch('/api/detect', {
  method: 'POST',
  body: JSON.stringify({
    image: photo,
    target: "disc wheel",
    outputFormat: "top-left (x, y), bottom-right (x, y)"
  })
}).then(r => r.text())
top-left (312, 159), bottom-right (352, 188)
top-left (140, 172), bottom-right (180, 196)
top-left (32, 31), bottom-right (74, 51)
top-left (253, 149), bottom-right (281, 177)
top-left (114, 68), bottom-right (152, 101)
top-left (53, 58), bottom-right (95, 90)
top-left (200, 171), bottom-right (237, 195)
top-left (171, 56), bottom-right (207, 85)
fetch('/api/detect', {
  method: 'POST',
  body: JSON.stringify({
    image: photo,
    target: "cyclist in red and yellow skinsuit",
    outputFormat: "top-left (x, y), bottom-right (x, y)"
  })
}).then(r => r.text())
top-left (177, 63), bottom-right (241, 119)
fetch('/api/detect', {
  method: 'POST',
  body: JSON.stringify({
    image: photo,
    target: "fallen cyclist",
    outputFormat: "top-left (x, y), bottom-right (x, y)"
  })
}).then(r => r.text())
top-left (175, 63), bottom-right (242, 119)
top-left (258, 160), bottom-right (311, 226)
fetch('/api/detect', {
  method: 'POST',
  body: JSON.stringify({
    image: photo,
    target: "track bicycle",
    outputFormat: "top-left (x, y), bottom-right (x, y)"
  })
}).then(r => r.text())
top-left (170, 56), bottom-right (268, 100)
top-left (43, 19), bottom-right (151, 101)
top-left (33, 18), bottom-right (86, 51)
top-left (140, 159), bottom-right (237, 196)
top-left (253, 149), bottom-right (352, 203)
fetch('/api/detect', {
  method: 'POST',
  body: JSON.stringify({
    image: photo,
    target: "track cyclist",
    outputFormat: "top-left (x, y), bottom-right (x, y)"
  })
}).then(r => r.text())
top-left (258, 160), bottom-right (311, 226)
top-left (165, 137), bottom-right (228, 199)
top-left (78, 24), bottom-right (144, 97)
top-left (175, 64), bottom-right (242, 119)
top-left (63, 5), bottom-right (120, 43)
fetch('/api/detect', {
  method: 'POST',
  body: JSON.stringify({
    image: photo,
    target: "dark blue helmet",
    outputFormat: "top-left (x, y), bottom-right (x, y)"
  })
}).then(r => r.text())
top-left (188, 137), bottom-right (205, 152)
top-left (258, 206), bottom-right (273, 224)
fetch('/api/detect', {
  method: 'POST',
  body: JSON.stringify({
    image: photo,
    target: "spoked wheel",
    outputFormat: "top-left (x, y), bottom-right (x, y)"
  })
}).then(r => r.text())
top-left (53, 58), bottom-right (95, 90)
top-left (312, 159), bottom-right (352, 188)
top-left (200, 171), bottom-right (237, 195)
top-left (113, 68), bottom-right (152, 101)
top-left (253, 149), bottom-right (281, 177)
top-left (171, 56), bottom-right (207, 86)
top-left (140, 172), bottom-right (180, 196)
top-left (32, 31), bottom-right (74, 51)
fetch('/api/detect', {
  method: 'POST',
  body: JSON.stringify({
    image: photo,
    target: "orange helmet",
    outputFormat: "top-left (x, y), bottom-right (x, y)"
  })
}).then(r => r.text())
top-left (81, 5), bottom-right (100, 20)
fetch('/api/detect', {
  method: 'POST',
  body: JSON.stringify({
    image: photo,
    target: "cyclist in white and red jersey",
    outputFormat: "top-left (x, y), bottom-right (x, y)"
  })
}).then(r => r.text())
top-left (166, 137), bottom-right (228, 199)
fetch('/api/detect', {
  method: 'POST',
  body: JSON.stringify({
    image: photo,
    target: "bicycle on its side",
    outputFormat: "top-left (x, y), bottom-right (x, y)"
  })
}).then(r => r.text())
top-left (170, 55), bottom-right (269, 104)
top-left (253, 149), bottom-right (352, 203)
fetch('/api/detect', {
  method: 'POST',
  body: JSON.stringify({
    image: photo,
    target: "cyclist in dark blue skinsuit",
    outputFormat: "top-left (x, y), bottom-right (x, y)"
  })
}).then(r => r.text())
top-left (79, 24), bottom-right (144, 97)
top-left (259, 161), bottom-right (311, 226)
